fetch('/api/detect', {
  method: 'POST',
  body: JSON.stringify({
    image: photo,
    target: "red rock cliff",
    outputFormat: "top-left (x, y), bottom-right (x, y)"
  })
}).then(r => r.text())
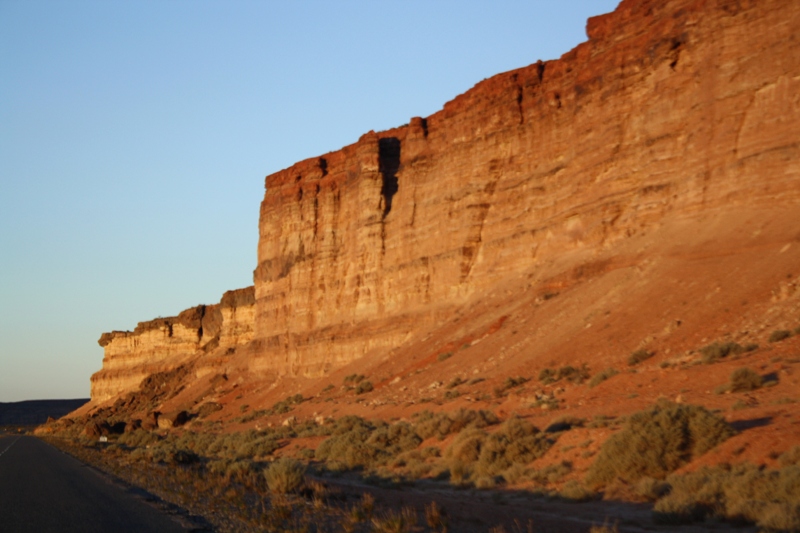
top-left (90, 0), bottom-right (799, 403)
top-left (251, 0), bottom-right (800, 376)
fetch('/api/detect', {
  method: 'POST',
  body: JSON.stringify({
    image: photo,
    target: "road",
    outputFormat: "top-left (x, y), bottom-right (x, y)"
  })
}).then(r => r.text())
top-left (0, 435), bottom-right (189, 532)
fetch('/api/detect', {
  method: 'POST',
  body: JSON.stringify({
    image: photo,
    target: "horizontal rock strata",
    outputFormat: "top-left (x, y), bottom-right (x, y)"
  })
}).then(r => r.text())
top-left (91, 0), bottom-right (800, 403)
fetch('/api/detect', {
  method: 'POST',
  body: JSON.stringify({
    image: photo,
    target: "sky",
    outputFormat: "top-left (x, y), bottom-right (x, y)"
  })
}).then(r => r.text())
top-left (0, 0), bottom-right (620, 402)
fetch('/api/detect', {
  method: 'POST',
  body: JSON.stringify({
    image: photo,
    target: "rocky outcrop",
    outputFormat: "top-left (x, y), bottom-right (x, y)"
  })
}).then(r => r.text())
top-left (90, 286), bottom-right (254, 402)
top-left (89, 0), bottom-right (800, 404)
top-left (251, 0), bottom-right (800, 376)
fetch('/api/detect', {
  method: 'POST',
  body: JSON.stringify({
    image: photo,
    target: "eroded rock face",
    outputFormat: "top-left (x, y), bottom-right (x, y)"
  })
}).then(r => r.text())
top-left (251, 0), bottom-right (800, 376)
top-left (89, 0), bottom-right (800, 404)
top-left (91, 287), bottom-right (255, 402)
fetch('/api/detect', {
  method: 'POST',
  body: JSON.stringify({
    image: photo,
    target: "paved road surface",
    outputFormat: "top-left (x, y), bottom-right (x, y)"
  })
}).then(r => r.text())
top-left (0, 435), bottom-right (188, 532)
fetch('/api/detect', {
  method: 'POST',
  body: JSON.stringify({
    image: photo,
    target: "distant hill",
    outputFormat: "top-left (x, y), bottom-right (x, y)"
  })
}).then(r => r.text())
top-left (0, 399), bottom-right (88, 425)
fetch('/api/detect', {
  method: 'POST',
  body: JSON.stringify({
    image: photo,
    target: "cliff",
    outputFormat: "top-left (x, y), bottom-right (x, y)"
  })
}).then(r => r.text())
top-left (90, 0), bottom-right (800, 404)
top-left (91, 287), bottom-right (254, 402)
top-left (251, 0), bottom-right (800, 376)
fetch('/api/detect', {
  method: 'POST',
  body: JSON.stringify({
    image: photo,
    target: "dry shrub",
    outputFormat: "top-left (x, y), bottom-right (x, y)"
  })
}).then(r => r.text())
top-left (413, 409), bottom-right (499, 440)
top-left (315, 417), bottom-right (420, 470)
top-left (539, 365), bottom-right (590, 385)
top-left (769, 330), bottom-right (793, 343)
top-left (779, 446), bottom-right (800, 467)
top-left (559, 480), bottom-right (597, 502)
top-left (493, 376), bottom-right (529, 397)
top-left (445, 416), bottom-right (554, 480)
top-left (627, 349), bottom-right (654, 366)
top-left (729, 367), bottom-right (763, 392)
top-left (264, 457), bottom-right (306, 494)
top-left (699, 341), bottom-right (745, 364)
top-left (652, 463), bottom-right (800, 530)
top-left (585, 402), bottom-right (735, 488)
top-left (588, 368), bottom-right (619, 388)
top-left (355, 381), bottom-right (374, 395)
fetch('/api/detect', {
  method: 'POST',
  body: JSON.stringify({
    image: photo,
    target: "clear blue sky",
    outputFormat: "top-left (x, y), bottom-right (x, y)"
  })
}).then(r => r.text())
top-left (0, 1), bottom-right (619, 402)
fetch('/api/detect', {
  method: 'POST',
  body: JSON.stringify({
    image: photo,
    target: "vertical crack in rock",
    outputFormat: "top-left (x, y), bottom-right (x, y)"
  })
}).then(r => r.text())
top-left (379, 137), bottom-right (401, 254)
top-left (379, 138), bottom-right (400, 218)
top-left (512, 73), bottom-right (524, 125)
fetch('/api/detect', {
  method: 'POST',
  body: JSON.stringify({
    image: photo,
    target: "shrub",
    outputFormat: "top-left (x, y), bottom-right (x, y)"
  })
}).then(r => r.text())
top-left (585, 402), bottom-right (736, 487)
top-left (589, 368), bottom-right (619, 388)
top-left (265, 458), bottom-right (306, 494)
top-left (779, 446), bottom-right (800, 467)
top-left (413, 409), bottom-right (499, 440)
top-left (652, 463), bottom-right (800, 530)
top-left (628, 349), bottom-right (654, 366)
top-left (769, 330), bottom-right (793, 343)
top-left (699, 341), bottom-right (745, 364)
top-left (443, 390), bottom-right (460, 400)
top-left (729, 367), bottom-right (763, 392)
top-left (539, 365), bottom-right (590, 385)
top-left (344, 374), bottom-right (365, 384)
top-left (437, 352), bottom-right (454, 362)
top-left (446, 377), bottom-right (465, 389)
top-left (493, 376), bottom-right (529, 397)
top-left (559, 480), bottom-right (597, 502)
top-left (316, 418), bottom-right (420, 470)
top-left (355, 381), bottom-right (374, 395)
top-left (445, 416), bottom-right (554, 479)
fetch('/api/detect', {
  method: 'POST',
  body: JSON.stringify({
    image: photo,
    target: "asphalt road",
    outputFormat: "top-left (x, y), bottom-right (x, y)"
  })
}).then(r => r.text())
top-left (0, 435), bottom-right (188, 532)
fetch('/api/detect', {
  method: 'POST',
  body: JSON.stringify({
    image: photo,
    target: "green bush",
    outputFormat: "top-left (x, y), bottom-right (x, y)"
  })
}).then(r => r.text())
top-left (585, 402), bottom-right (736, 488)
top-left (729, 367), bottom-right (763, 392)
top-left (265, 458), bottom-right (306, 494)
top-left (344, 374), bottom-right (365, 384)
top-left (627, 349), bottom-right (654, 366)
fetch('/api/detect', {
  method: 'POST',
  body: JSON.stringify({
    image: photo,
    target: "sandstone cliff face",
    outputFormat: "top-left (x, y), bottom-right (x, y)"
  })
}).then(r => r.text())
top-left (91, 287), bottom-right (254, 402)
top-left (90, 0), bottom-right (800, 404)
top-left (252, 0), bottom-right (800, 377)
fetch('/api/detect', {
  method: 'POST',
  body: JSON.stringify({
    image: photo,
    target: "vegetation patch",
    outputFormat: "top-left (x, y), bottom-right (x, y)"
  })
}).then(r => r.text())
top-left (538, 364), bottom-right (590, 385)
top-left (699, 341), bottom-right (751, 364)
top-left (265, 457), bottom-right (306, 494)
top-left (444, 416), bottom-right (555, 482)
top-left (413, 409), bottom-right (499, 440)
top-left (588, 368), bottom-right (619, 388)
top-left (627, 349), bottom-right (654, 366)
top-left (652, 463), bottom-right (800, 530)
top-left (585, 402), bottom-right (736, 488)
top-left (769, 329), bottom-right (793, 343)
top-left (493, 376), bottom-right (529, 397)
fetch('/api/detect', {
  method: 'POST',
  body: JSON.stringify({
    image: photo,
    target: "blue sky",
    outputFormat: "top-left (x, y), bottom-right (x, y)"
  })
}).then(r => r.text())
top-left (0, 1), bottom-right (619, 402)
